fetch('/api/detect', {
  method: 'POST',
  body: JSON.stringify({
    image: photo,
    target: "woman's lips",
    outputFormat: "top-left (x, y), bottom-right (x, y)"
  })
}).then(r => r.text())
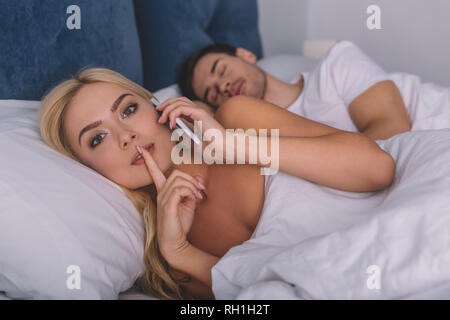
top-left (131, 143), bottom-right (154, 165)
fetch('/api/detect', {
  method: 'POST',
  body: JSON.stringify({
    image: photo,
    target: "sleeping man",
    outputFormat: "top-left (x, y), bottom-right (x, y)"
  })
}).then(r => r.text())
top-left (177, 41), bottom-right (450, 141)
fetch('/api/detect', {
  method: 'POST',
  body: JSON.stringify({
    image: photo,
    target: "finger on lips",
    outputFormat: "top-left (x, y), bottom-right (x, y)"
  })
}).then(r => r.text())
top-left (137, 145), bottom-right (205, 199)
top-left (136, 145), bottom-right (166, 191)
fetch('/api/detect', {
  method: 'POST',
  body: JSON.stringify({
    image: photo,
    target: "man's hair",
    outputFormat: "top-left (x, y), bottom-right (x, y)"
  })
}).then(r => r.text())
top-left (177, 43), bottom-right (237, 103)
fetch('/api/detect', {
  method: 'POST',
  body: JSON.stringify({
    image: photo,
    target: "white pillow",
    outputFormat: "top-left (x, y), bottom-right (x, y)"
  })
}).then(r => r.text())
top-left (256, 54), bottom-right (319, 83)
top-left (152, 83), bottom-right (181, 102)
top-left (0, 54), bottom-right (318, 299)
top-left (0, 100), bottom-right (145, 299)
top-left (149, 54), bottom-right (319, 102)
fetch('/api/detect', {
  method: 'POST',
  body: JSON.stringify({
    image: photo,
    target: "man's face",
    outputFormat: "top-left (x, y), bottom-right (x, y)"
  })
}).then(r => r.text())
top-left (63, 82), bottom-right (175, 190)
top-left (192, 50), bottom-right (266, 108)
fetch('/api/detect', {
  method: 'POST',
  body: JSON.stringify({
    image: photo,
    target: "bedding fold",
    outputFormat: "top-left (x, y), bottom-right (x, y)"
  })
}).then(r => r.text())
top-left (212, 128), bottom-right (450, 299)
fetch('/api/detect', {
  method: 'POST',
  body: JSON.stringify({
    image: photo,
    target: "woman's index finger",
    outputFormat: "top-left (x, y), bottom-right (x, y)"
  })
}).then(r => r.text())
top-left (137, 145), bottom-right (166, 191)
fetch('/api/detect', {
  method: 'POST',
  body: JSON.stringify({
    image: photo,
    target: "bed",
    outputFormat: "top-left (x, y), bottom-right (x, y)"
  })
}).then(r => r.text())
top-left (0, 0), bottom-right (317, 300)
top-left (212, 127), bottom-right (450, 299)
top-left (0, 53), bottom-right (318, 300)
top-left (2, 0), bottom-right (450, 301)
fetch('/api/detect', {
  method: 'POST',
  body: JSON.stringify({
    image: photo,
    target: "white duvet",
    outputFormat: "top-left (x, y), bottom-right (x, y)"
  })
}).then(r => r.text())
top-left (211, 128), bottom-right (450, 299)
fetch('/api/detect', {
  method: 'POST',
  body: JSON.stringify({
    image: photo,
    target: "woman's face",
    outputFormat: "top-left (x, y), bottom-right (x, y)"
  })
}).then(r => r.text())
top-left (63, 82), bottom-right (175, 190)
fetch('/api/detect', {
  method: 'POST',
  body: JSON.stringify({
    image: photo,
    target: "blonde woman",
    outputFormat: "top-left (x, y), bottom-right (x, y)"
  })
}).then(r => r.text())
top-left (38, 67), bottom-right (395, 300)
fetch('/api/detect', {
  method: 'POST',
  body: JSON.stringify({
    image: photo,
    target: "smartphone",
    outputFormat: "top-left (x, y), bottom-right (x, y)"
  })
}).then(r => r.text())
top-left (151, 97), bottom-right (201, 145)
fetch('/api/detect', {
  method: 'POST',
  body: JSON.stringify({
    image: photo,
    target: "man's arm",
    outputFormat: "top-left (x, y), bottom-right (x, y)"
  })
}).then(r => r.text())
top-left (216, 96), bottom-right (395, 193)
top-left (231, 131), bottom-right (395, 192)
top-left (348, 80), bottom-right (412, 140)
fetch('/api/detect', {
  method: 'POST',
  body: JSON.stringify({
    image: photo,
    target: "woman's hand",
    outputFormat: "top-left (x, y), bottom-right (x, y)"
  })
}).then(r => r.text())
top-left (156, 97), bottom-right (223, 132)
top-left (137, 145), bottom-right (206, 262)
top-left (192, 100), bottom-right (216, 117)
top-left (156, 97), bottom-right (228, 161)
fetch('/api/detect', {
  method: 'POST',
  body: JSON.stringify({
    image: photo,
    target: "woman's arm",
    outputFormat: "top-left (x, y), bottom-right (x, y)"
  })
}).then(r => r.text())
top-left (166, 244), bottom-right (219, 299)
top-left (215, 96), bottom-right (395, 192)
top-left (138, 145), bottom-right (219, 299)
top-left (169, 265), bottom-right (216, 299)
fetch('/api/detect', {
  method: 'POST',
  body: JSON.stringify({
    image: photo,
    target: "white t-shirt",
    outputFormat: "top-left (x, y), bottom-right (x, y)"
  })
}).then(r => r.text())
top-left (288, 41), bottom-right (450, 132)
top-left (211, 43), bottom-right (450, 299)
top-left (255, 41), bottom-right (450, 245)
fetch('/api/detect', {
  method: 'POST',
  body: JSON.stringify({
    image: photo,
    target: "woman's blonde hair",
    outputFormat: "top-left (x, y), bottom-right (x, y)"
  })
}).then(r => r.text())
top-left (38, 67), bottom-right (190, 299)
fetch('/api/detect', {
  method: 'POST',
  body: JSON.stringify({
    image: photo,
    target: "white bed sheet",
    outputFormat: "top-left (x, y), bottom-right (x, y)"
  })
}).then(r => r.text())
top-left (211, 128), bottom-right (450, 299)
top-left (0, 292), bottom-right (12, 300)
top-left (118, 284), bottom-right (158, 300)
top-left (0, 285), bottom-right (155, 300)
top-left (0, 288), bottom-right (155, 300)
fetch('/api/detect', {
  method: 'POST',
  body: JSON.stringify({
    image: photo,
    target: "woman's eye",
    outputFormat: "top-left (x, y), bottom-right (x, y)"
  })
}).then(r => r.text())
top-left (90, 133), bottom-right (106, 149)
top-left (89, 103), bottom-right (139, 149)
top-left (220, 66), bottom-right (226, 76)
top-left (122, 103), bottom-right (138, 118)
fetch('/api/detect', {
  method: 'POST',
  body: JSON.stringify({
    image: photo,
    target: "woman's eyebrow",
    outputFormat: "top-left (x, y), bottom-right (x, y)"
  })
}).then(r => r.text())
top-left (78, 93), bottom-right (133, 146)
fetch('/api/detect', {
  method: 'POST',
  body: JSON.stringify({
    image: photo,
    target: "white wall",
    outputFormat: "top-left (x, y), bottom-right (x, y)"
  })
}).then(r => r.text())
top-left (258, 0), bottom-right (450, 86)
top-left (257, 0), bottom-right (307, 57)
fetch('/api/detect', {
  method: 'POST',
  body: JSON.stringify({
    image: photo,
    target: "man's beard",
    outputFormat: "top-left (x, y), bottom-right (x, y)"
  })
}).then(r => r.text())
top-left (253, 65), bottom-right (267, 100)
top-left (260, 70), bottom-right (268, 100)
